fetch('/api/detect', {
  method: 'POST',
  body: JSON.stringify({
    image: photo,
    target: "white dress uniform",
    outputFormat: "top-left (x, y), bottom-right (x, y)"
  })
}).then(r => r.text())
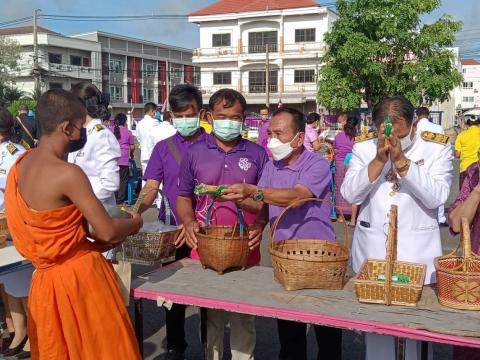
top-left (68, 119), bottom-right (121, 206)
top-left (0, 141), bottom-right (35, 298)
top-left (341, 131), bottom-right (453, 360)
top-left (136, 114), bottom-right (175, 171)
top-left (416, 118), bottom-right (447, 224)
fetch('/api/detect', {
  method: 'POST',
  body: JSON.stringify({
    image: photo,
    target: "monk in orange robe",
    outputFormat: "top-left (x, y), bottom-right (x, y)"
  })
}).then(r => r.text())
top-left (5, 89), bottom-right (143, 359)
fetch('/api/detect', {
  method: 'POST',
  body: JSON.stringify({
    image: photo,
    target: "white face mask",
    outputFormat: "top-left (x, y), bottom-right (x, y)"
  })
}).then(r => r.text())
top-left (267, 133), bottom-right (299, 161)
top-left (399, 123), bottom-right (414, 150)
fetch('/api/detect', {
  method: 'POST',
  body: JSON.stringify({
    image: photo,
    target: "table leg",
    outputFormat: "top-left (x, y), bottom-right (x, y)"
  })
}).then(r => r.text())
top-left (395, 337), bottom-right (406, 360)
top-left (200, 307), bottom-right (208, 360)
top-left (421, 341), bottom-right (428, 360)
top-left (134, 298), bottom-right (144, 358)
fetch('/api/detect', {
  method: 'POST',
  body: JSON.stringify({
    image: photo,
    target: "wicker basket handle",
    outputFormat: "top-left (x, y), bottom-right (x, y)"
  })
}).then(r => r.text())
top-left (384, 205), bottom-right (398, 306)
top-left (131, 186), bottom-right (174, 225)
top-left (269, 197), bottom-right (349, 249)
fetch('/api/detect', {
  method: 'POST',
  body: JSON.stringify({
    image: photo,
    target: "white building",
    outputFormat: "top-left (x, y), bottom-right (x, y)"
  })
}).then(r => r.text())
top-left (72, 31), bottom-right (199, 112)
top-left (460, 58), bottom-right (480, 110)
top-left (2, 26), bottom-right (199, 113)
top-left (0, 26), bottom-right (102, 95)
top-left (188, 0), bottom-right (337, 113)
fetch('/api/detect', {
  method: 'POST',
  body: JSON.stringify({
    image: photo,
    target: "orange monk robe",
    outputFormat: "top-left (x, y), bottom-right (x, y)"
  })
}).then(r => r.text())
top-left (5, 152), bottom-right (141, 360)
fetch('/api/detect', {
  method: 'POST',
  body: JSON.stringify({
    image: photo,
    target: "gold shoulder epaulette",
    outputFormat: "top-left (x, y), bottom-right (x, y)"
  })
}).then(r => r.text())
top-left (355, 132), bottom-right (377, 143)
top-left (6, 143), bottom-right (18, 155)
top-left (94, 124), bottom-right (105, 132)
top-left (421, 131), bottom-right (449, 145)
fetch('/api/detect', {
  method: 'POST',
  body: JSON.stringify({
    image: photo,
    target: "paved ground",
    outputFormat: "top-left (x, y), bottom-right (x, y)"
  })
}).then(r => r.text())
top-left (130, 158), bottom-right (463, 360)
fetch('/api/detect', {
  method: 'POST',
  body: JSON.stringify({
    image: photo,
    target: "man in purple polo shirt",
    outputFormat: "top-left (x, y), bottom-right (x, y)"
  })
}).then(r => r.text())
top-left (222, 107), bottom-right (342, 360)
top-left (177, 88), bottom-right (268, 360)
top-left (257, 106), bottom-right (272, 157)
top-left (137, 84), bottom-right (207, 360)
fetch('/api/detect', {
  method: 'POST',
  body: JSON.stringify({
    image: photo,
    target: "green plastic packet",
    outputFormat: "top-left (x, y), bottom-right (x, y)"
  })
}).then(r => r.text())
top-left (384, 117), bottom-right (393, 137)
top-left (194, 184), bottom-right (228, 197)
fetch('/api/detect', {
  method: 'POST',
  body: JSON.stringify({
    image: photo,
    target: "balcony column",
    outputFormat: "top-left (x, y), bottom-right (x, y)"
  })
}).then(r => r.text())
top-left (237, 71), bottom-right (242, 92)
top-left (279, 16), bottom-right (284, 54)
top-left (237, 37), bottom-right (242, 55)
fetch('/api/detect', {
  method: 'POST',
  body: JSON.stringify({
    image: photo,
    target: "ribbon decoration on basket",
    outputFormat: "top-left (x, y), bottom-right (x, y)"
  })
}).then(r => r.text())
top-left (196, 197), bottom-right (250, 274)
top-left (269, 197), bottom-right (350, 291)
top-left (119, 186), bottom-right (178, 266)
top-left (435, 217), bottom-right (480, 310)
top-left (354, 205), bottom-right (426, 307)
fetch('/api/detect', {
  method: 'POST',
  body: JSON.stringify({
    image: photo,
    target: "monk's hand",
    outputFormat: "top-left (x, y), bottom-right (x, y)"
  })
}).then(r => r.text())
top-left (126, 212), bottom-right (143, 235)
top-left (174, 224), bottom-right (186, 248)
top-left (184, 220), bottom-right (199, 249)
top-left (248, 223), bottom-right (264, 250)
top-left (220, 184), bottom-right (256, 202)
top-left (375, 123), bottom-right (390, 164)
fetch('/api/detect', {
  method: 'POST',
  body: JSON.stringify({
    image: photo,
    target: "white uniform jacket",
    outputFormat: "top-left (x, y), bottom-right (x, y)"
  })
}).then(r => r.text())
top-left (68, 119), bottom-right (121, 206)
top-left (416, 117), bottom-right (444, 134)
top-left (136, 115), bottom-right (175, 170)
top-left (341, 132), bottom-right (453, 284)
top-left (0, 142), bottom-right (25, 210)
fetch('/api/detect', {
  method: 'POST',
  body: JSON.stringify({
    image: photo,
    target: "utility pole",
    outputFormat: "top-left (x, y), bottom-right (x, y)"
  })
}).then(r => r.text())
top-left (265, 44), bottom-right (270, 108)
top-left (315, 52), bottom-right (319, 112)
top-left (33, 9), bottom-right (40, 95)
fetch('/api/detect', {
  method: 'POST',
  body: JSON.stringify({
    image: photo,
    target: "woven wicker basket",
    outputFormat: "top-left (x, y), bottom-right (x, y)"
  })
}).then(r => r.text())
top-left (197, 223), bottom-right (251, 275)
top-left (119, 188), bottom-right (177, 266)
top-left (269, 198), bottom-right (350, 291)
top-left (435, 218), bottom-right (480, 310)
top-left (0, 212), bottom-right (8, 249)
top-left (354, 205), bottom-right (426, 306)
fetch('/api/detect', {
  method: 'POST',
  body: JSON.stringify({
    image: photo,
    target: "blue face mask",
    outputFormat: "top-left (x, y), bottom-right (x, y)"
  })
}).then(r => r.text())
top-left (213, 119), bottom-right (243, 141)
top-left (173, 117), bottom-right (200, 137)
top-left (155, 111), bottom-right (162, 120)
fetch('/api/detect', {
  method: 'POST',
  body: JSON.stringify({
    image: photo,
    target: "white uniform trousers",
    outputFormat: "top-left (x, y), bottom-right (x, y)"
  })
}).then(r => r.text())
top-left (366, 333), bottom-right (433, 360)
top-left (438, 205), bottom-right (446, 224)
top-left (206, 309), bottom-right (256, 360)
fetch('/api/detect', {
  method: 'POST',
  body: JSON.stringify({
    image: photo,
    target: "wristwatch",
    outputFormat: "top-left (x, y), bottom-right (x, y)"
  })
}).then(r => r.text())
top-left (252, 186), bottom-right (264, 202)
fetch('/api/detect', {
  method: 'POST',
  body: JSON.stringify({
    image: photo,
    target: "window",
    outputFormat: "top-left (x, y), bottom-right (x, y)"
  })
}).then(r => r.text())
top-left (463, 96), bottom-right (474, 102)
top-left (48, 53), bottom-right (62, 64)
top-left (49, 82), bottom-right (63, 89)
top-left (143, 88), bottom-right (154, 102)
top-left (70, 55), bottom-right (82, 66)
top-left (462, 68), bottom-right (467, 74)
top-left (248, 70), bottom-right (278, 93)
top-left (170, 63), bottom-right (184, 87)
top-left (248, 31), bottom-right (277, 53)
top-left (294, 69), bottom-right (316, 83)
top-left (212, 34), bottom-right (231, 47)
top-left (143, 63), bottom-right (155, 77)
top-left (110, 86), bottom-right (123, 101)
top-left (213, 72), bottom-right (232, 85)
top-left (295, 28), bottom-right (316, 43)
top-left (82, 57), bottom-right (90, 67)
top-left (109, 59), bottom-right (123, 73)
top-left (463, 82), bottom-right (473, 89)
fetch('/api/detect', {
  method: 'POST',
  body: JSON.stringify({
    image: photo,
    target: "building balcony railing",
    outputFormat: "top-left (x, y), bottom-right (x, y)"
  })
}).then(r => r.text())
top-left (193, 42), bottom-right (325, 58)
top-left (200, 83), bottom-right (317, 96)
top-left (46, 62), bottom-right (96, 76)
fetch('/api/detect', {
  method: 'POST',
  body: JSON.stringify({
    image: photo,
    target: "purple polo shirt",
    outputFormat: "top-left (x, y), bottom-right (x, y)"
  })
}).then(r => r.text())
top-left (178, 134), bottom-right (269, 264)
top-left (109, 125), bottom-right (135, 166)
top-left (257, 120), bottom-right (272, 157)
top-left (143, 129), bottom-right (207, 225)
top-left (258, 148), bottom-right (335, 241)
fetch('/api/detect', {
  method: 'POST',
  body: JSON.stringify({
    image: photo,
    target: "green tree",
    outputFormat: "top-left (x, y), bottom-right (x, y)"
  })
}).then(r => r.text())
top-left (7, 99), bottom-right (37, 118)
top-left (0, 36), bottom-right (21, 88)
top-left (318, 0), bottom-right (464, 112)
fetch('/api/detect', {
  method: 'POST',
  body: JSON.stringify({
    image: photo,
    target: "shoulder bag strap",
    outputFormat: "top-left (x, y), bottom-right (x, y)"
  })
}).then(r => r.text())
top-left (15, 116), bottom-right (36, 143)
top-left (166, 136), bottom-right (182, 165)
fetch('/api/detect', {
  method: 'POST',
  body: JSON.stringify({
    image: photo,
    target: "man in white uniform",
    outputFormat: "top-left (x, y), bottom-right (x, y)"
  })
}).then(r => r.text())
top-left (136, 102), bottom-right (176, 172)
top-left (68, 83), bottom-right (121, 206)
top-left (341, 95), bottom-right (453, 360)
top-left (415, 107), bottom-right (447, 226)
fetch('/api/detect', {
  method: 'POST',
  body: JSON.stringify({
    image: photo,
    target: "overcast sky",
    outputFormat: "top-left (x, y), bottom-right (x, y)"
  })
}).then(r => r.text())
top-left (0, 0), bottom-right (478, 58)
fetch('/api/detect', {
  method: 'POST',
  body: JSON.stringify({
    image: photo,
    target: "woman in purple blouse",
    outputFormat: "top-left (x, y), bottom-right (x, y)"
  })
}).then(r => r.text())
top-left (111, 113), bottom-right (135, 204)
top-left (333, 115), bottom-right (359, 224)
top-left (449, 150), bottom-right (480, 360)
